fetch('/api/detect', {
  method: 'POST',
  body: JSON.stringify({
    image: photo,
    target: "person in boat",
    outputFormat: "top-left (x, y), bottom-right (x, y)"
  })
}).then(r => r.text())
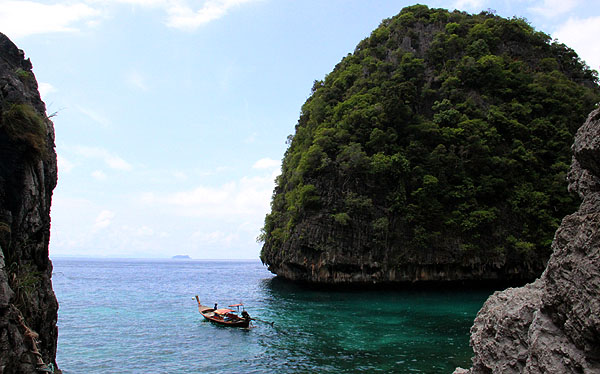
top-left (241, 310), bottom-right (250, 320)
top-left (214, 303), bottom-right (218, 310)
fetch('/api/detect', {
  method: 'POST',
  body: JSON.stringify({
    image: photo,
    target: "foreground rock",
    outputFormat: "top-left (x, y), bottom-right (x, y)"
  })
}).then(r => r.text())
top-left (0, 33), bottom-right (60, 373)
top-left (455, 106), bottom-right (600, 373)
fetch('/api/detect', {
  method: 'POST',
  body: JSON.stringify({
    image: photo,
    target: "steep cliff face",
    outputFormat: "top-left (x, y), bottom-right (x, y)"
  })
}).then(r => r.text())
top-left (455, 106), bottom-right (600, 373)
top-left (260, 5), bottom-right (600, 285)
top-left (0, 33), bottom-right (60, 373)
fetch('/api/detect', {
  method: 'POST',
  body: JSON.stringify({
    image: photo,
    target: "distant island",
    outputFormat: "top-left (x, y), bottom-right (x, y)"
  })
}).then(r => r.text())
top-left (171, 255), bottom-right (191, 260)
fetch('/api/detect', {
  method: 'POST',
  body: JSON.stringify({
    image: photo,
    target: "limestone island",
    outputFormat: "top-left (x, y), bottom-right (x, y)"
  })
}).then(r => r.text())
top-left (259, 5), bottom-right (600, 286)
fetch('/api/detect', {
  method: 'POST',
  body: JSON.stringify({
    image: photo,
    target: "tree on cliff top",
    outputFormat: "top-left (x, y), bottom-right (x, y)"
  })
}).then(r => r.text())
top-left (260, 5), bottom-right (600, 280)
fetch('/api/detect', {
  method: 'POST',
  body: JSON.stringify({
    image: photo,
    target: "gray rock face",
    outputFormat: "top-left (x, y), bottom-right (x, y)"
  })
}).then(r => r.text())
top-left (456, 106), bottom-right (600, 373)
top-left (0, 33), bottom-right (60, 373)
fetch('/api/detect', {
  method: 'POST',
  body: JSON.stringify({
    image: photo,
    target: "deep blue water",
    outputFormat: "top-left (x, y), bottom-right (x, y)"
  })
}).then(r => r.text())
top-left (52, 259), bottom-right (491, 373)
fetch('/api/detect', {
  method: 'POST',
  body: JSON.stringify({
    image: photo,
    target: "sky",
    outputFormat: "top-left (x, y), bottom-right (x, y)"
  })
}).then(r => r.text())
top-left (1, 0), bottom-right (598, 259)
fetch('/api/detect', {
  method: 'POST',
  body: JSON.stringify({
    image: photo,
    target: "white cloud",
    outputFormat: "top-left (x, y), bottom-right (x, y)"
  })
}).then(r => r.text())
top-left (78, 106), bottom-right (112, 128)
top-left (528, 0), bottom-right (581, 18)
top-left (50, 196), bottom-right (165, 256)
top-left (191, 230), bottom-right (238, 246)
top-left (554, 16), bottom-right (600, 72)
top-left (135, 225), bottom-right (154, 236)
top-left (164, 183), bottom-right (233, 206)
top-left (57, 154), bottom-right (76, 173)
top-left (140, 168), bottom-right (277, 219)
top-left (252, 157), bottom-right (280, 170)
top-left (0, 0), bottom-right (260, 38)
top-left (126, 70), bottom-right (149, 91)
top-left (452, 0), bottom-right (485, 11)
top-left (38, 82), bottom-right (56, 100)
top-left (108, 0), bottom-right (167, 6)
top-left (172, 171), bottom-right (188, 181)
top-left (50, 166), bottom-right (271, 258)
top-left (106, 157), bottom-right (133, 171)
top-left (91, 170), bottom-right (108, 181)
top-left (50, 196), bottom-right (98, 252)
top-left (165, 0), bottom-right (259, 30)
top-left (244, 132), bottom-right (257, 144)
top-left (134, 166), bottom-right (280, 258)
top-left (73, 145), bottom-right (133, 171)
top-left (0, 1), bottom-right (100, 38)
top-left (121, 224), bottom-right (155, 236)
top-left (93, 209), bottom-right (115, 230)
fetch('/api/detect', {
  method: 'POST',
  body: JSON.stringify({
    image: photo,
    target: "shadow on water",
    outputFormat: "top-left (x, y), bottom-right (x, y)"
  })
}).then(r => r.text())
top-left (253, 276), bottom-right (498, 373)
top-left (263, 274), bottom-right (527, 292)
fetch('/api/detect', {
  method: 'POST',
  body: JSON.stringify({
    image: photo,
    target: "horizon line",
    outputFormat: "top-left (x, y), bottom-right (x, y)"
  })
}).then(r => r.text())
top-left (50, 255), bottom-right (262, 261)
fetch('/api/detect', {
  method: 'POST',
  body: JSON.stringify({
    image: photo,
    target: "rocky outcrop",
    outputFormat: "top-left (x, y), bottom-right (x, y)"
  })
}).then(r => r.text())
top-left (262, 214), bottom-right (528, 284)
top-left (0, 33), bottom-right (60, 373)
top-left (260, 6), bottom-right (600, 286)
top-left (455, 106), bottom-right (600, 373)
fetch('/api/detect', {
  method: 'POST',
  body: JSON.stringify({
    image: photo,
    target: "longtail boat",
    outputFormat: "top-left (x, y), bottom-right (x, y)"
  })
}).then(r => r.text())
top-left (195, 296), bottom-right (251, 328)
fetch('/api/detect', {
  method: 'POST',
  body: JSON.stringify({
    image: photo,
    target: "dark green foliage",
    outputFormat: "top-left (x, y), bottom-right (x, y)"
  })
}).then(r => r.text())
top-left (1, 103), bottom-right (47, 155)
top-left (260, 6), bottom-right (600, 274)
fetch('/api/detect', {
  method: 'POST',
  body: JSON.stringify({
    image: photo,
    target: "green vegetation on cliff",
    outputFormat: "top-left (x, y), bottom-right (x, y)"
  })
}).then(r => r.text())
top-left (1, 103), bottom-right (47, 156)
top-left (260, 5), bottom-right (600, 281)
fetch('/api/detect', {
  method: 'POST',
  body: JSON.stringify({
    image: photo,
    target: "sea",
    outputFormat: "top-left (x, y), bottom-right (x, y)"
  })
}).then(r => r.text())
top-left (51, 258), bottom-right (493, 373)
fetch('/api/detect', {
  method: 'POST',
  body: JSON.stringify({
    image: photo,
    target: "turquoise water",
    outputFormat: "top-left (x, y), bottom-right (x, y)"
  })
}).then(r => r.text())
top-left (52, 259), bottom-right (491, 373)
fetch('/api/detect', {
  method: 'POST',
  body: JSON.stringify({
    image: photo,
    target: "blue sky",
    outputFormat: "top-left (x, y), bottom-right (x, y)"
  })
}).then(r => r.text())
top-left (1, 0), bottom-right (598, 259)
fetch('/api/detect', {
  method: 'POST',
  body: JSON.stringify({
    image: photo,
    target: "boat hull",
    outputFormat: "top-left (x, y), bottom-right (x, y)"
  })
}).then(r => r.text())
top-left (196, 297), bottom-right (250, 328)
top-left (200, 312), bottom-right (250, 328)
